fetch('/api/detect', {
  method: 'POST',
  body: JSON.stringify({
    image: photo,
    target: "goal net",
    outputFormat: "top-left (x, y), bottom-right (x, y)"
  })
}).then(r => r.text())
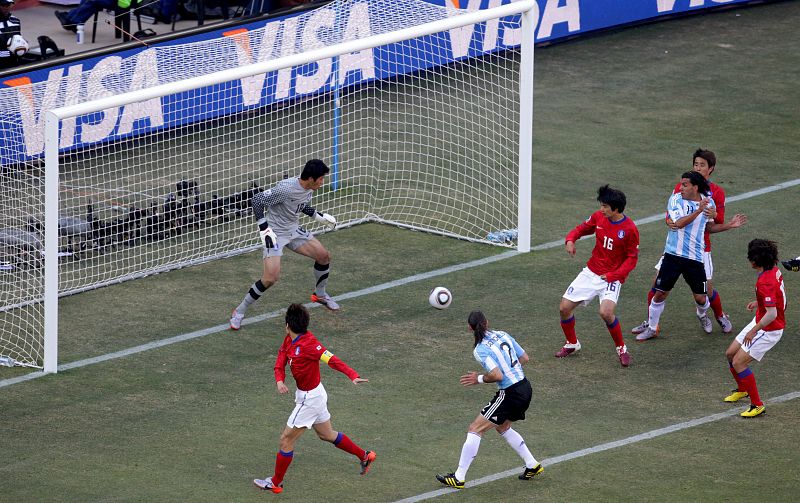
top-left (1, 0), bottom-right (535, 372)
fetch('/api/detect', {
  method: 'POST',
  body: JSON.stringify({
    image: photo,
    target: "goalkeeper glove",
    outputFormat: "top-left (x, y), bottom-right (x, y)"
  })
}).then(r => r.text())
top-left (258, 224), bottom-right (278, 249)
top-left (314, 211), bottom-right (337, 229)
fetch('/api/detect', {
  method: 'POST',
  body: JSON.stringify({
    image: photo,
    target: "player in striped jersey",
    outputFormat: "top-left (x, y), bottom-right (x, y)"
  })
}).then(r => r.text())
top-left (636, 171), bottom-right (716, 341)
top-left (230, 160), bottom-right (340, 330)
top-left (253, 304), bottom-right (375, 493)
top-left (723, 239), bottom-right (786, 418)
top-left (557, 185), bottom-right (639, 367)
top-left (436, 311), bottom-right (542, 489)
top-left (632, 149), bottom-right (748, 336)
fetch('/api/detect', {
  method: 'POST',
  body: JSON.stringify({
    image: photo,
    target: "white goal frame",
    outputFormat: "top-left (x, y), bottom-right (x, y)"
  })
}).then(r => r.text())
top-left (42, 0), bottom-right (537, 373)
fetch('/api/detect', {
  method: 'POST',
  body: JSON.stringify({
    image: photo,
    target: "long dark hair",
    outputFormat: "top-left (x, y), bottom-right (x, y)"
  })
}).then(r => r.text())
top-left (468, 310), bottom-right (488, 348)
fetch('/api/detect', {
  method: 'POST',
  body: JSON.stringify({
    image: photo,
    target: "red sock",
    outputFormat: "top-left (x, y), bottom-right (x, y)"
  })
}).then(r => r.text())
top-left (737, 369), bottom-right (762, 406)
top-left (606, 317), bottom-right (624, 348)
top-left (272, 450), bottom-right (293, 485)
top-left (709, 290), bottom-right (724, 319)
top-left (646, 288), bottom-right (656, 318)
top-left (729, 362), bottom-right (744, 391)
top-left (560, 316), bottom-right (577, 345)
top-left (333, 432), bottom-right (366, 460)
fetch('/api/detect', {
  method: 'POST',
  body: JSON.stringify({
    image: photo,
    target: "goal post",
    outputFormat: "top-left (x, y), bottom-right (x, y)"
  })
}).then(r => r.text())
top-left (24, 0), bottom-right (538, 373)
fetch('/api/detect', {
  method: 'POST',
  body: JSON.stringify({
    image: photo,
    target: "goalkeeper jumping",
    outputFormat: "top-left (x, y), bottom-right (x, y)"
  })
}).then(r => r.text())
top-left (230, 159), bottom-right (339, 330)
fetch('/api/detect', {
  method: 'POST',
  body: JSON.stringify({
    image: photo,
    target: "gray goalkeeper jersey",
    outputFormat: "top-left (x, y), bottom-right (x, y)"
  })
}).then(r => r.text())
top-left (252, 177), bottom-right (317, 235)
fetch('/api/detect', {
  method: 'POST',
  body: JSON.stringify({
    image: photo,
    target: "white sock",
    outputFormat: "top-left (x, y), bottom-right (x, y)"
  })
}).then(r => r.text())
top-left (455, 432), bottom-right (481, 481)
top-left (648, 300), bottom-right (666, 328)
top-left (696, 298), bottom-right (710, 317)
top-left (501, 428), bottom-right (538, 468)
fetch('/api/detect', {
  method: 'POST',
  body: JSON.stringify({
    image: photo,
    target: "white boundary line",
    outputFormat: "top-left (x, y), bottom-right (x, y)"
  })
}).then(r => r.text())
top-left (2, 178), bottom-right (799, 389)
top-left (393, 390), bottom-right (800, 502)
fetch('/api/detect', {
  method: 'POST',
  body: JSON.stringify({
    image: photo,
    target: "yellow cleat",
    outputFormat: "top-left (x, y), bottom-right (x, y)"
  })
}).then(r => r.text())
top-left (723, 390), bottom-right (749, 403)
top-left (740, 405), bottom-right (765, 418)
top-left (436, 473), bottom-right (465, 489)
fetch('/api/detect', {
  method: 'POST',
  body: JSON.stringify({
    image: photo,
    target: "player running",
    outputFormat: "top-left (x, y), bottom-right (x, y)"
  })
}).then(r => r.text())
top-left (632, 149), bottom-right (747, 336)
top-left (556, 185), bottom-right (640, 367)
top-left (723, 239), bottom-right (787, 418)
top-left (253, 303), bottom-right (376, 493)
top-left (230, 159), bottom-right (339, 330)
top-left (436, 311), bottom-right (542, 490)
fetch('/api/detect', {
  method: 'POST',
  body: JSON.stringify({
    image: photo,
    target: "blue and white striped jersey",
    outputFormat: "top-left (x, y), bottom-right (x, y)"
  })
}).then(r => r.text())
top-left (472, 330), bottom-right (526, 389)
top-left (663, 192), bottom-right (715, 263)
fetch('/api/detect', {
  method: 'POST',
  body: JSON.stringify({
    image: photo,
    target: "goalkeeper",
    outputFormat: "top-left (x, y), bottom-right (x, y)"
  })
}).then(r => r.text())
top-left (230, 159), bottom-right (339, 330)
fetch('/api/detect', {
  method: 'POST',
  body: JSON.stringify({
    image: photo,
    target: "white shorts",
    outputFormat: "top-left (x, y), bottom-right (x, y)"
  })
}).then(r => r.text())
top-left (287, 383), bottom-right (331, 428)
top-left (655, 252), bottom-right (713, 280)
top-left (262, 226), bottom-right (314, 258)
top-left (563, 267), bottom-right (621, 306)
top-left (734, 317), bottom-right (783, 362)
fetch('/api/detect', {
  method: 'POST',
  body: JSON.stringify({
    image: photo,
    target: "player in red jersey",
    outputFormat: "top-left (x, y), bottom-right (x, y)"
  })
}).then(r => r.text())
top-left (632, 149), bottom-right (747, 336)
top-left (723, 239), bottom-right (786, 418)
top-left (253, 304), bottom-right (376, 493)
top-left (556, 185), bottom-right (640, 367)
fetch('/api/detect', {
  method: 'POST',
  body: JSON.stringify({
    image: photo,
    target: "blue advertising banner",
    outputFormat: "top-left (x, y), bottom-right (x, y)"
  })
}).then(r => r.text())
top-left (0, 0), bottom-right (762, 163)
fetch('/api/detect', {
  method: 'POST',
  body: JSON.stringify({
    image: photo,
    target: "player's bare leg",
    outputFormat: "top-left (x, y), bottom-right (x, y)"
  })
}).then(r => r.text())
top-left (294, 238), bottom-right (339, 310)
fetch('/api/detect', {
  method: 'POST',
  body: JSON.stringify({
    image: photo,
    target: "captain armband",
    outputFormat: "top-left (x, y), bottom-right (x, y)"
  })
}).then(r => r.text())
top-left (320, 350), bottom-right (334, 364)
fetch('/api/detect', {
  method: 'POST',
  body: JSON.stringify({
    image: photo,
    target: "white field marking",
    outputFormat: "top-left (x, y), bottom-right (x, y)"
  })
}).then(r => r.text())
top-left (2, 178), bottom-right (799, 388)
top-left (395, 390), bottom-right (800, 503)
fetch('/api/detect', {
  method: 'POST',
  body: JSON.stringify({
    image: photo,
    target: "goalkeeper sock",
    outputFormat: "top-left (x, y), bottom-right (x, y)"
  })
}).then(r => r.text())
top-left (455, 432), bottom-right (481, 481)
top-left (500, 428), bottom-right (538, 468)
top-left (332, 432), bottom-right (366, 459)
top-left (272, 450), bottom-right (293, 486)
top-left (236, 279), bottom-right (267, 314)
top-left (314, 262), bottom-right (330, 296)
top-left (560, 316), bottom-right (577, 345)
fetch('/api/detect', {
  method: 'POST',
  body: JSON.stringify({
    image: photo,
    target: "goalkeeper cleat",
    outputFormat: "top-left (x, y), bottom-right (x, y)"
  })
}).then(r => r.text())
top-left (724, 389), bottom-right (749, 403)
top-left (781, 257), bottom-right (800, 272)
top-left (630, 320), bottom-right (650, 335)
top-left (635, 325), bottom-right (659, 342)
top-left (717, 313), bottom-right (733, 334)
top-left (617, 346), bottom-right (631, 367)
top-left (311, 293), bottom-right (340, 311)
top-left (554, 341), bottom-right (581, 358)
top-left (697, 313), bottom-right (713, 334)
top-left (436, 473), bottom-right (465, 489)
top-left (253, 477), bottom-right (283, 493)
top-left (518, 463), bottom-right (544, 480)
top-left (740, 404), bottom-right (765, 418)
top-left (360, 450), bottom-right (376, 475)
top-left (230, 309), bottom-right (244, 331)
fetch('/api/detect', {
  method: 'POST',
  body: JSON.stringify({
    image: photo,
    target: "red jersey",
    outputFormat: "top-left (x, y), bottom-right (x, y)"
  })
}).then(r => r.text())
top-left (274, 331), bottom-right (359, 391)
top-left (755, 267), bottom-right (786, 331)
top-left (672, 180), bottom-right (725, 252)
top-left (565, 211), bottom-right (640, 284)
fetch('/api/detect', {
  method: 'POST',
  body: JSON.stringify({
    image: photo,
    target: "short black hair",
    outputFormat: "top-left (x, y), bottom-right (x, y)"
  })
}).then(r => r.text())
top-left (747, 239), bottom-right (779, 269)
top-left (681, 171), bottom-right (710, 195)
top-left (597, 185), bottom-right (626, 213)
top-left (693, 148), bottom-right (716, 168)
top-left (285, 303), bottom-right (310, 334)
top-left (300, 159), bottom-right (330, 181)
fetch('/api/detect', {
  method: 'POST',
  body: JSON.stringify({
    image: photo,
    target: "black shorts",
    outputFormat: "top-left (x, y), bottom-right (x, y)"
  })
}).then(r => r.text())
top-left (480, 378), bottom-right (532, 425)
top-left (655, 253), bottom-right (707, 295)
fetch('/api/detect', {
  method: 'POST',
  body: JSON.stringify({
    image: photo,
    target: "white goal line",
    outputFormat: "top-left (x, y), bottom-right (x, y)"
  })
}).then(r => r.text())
top-left (1, 177), bottom-right (798, 388)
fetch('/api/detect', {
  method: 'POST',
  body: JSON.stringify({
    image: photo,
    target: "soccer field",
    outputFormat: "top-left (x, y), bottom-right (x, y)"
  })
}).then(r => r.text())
top-left (2, 2), bottom-right (800, 502)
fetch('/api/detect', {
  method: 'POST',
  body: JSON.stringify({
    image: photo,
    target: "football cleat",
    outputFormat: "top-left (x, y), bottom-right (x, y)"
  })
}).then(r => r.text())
top-left (782, 257), bottom-right (800, 272)
top-left (360, 450), bottom-right (376, 475)
top-left (617, 346), bottom-right (631, 367)
top-left (697, 313), bottom-right (713, 334)
top-left (740, 404), bottom-right (765, 418)
top-left (311, 293), bottom-right (340, 311)
top-left (635, 325), bottom-right (659, 342)
top-left (518, 463), bottom-right (544, 480)
top-left (554, 341), bottom-right (581, 358)
top-left (436, 473), bottom-right (465, 489)
top-left (630, 320), bottom-right (650, 335)
top-left (253, 477), bottom-right (283, 493)
top-left (717, 314), bottom-right (733, 334)
top-left (724, 389), bottom-right (749, 403)
top-left (230, 309), bottom-right (244, 330)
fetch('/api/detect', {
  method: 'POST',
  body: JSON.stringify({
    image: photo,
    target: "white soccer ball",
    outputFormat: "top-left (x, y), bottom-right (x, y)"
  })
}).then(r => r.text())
top-left (7, 35), bottom-right (29, 57)
top-left (428, 287), bottom-right (452, 310)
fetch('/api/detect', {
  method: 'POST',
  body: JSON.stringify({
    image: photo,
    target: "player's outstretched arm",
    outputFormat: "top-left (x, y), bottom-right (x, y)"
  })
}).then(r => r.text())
top-left (314, 211), bottom-right (337, 229)
top-left (352, 377), bottom-right (369, 385)
top-left (708, 213), bottom-right (748, 234)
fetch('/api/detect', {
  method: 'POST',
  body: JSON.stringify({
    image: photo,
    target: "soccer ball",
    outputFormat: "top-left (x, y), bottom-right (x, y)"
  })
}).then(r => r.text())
top-left (7, 35), bottom-right (29, 57)
top-left (428, 287), bottom-right (452, 309)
